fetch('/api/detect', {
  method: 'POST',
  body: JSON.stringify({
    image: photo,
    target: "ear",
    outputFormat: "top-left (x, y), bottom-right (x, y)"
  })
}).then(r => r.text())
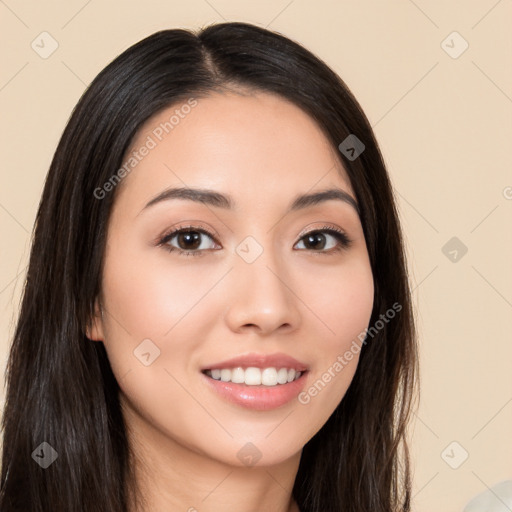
top-left (85, 298), bottom-right (105, 341)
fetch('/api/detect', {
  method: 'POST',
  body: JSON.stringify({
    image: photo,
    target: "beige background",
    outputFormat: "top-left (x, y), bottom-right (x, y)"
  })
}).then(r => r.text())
top-left (1, 1), bottom-right (511, 510)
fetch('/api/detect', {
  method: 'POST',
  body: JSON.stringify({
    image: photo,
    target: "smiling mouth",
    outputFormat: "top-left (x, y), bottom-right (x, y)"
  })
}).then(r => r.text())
top-left (202, 367), bottom-right (306, 386)
top-left (201, 366), bottom-right (309, 411)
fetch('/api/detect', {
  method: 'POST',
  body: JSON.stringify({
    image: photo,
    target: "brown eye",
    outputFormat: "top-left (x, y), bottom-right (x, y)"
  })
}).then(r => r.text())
top-left (295, 228), bottom-right (352, 254)
top-left (174, 231), bottom-right (202, 251)
top-left (158, 226), bottom-right (219, 257)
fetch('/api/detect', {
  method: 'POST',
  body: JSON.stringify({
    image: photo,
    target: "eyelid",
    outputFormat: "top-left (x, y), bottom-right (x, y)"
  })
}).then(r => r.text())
top-left (156, 222), bottom-right (220, 245)
top-left (296, 222), bottom-right (348, 240)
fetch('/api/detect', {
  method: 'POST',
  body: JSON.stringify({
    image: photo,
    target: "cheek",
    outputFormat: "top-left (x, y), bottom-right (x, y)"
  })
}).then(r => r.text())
top-left (98, 243), bottom-right (225, 394)
top-left (98, 250), bottom-right (220, 454)
top-left (101, 245), bottom-right (214, 340)
top-left (301, 256), bottom-right (374, 348)
top-left (293, 258), bottom-right (373, 434)
top-left (324, 260), bottom-right (374, 371)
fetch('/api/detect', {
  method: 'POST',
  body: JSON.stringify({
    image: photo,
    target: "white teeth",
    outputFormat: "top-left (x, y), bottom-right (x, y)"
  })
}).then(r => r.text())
top-left (205, 367), bottom-right (303, 386)
top-left (244, 367), bottom-right (261, 385)
top-left (220, 369), bottom-right (231, 382)
top-left (261, 368), bottom-right (278, 386)
top-left (231, 367), bottom-right (245, 384)
top-left (277, 368), bottom-right (289, 384)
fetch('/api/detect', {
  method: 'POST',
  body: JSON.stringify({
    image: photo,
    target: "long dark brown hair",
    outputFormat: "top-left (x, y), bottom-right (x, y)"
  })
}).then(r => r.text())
top-left (0, 21), bottom-right (418, 511)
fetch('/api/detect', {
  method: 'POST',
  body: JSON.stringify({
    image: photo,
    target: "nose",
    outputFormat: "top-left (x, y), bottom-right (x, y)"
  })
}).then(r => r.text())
top-left (223, 245), bottom-right (302, 336)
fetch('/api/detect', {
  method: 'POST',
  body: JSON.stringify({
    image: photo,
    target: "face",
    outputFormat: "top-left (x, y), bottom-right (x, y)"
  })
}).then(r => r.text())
top-left (88, 90), bottom-right (374, 468)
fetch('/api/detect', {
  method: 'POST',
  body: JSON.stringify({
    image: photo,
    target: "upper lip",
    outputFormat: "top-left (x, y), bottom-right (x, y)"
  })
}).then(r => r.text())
top-left (201, 352), bottom-right (309, 372)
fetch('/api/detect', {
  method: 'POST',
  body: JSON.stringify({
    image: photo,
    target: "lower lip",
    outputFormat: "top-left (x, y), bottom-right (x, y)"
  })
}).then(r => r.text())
top-left (201, 371), bottom-right (308, 411)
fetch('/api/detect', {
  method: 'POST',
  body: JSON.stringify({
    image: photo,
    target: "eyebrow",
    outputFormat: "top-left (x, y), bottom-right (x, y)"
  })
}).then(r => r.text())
top-left (140, 186), bottom-right (360, 216)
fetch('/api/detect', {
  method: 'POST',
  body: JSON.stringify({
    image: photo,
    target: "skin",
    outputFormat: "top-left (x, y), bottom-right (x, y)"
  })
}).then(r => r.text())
top-left (87, 90), bottom-right (374, 512)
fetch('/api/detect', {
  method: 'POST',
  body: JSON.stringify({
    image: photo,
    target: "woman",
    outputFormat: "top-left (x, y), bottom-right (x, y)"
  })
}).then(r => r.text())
top-left (0, 21), bottom-right (418, 511)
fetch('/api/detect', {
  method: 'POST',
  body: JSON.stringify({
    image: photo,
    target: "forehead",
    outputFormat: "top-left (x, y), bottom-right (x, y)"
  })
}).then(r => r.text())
top-left (116, 90), bottom-right (354, 212)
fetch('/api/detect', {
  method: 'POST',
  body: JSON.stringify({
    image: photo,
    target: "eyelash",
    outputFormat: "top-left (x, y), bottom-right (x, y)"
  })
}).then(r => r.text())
top-left (157, 224), bottom-right (353, 257)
